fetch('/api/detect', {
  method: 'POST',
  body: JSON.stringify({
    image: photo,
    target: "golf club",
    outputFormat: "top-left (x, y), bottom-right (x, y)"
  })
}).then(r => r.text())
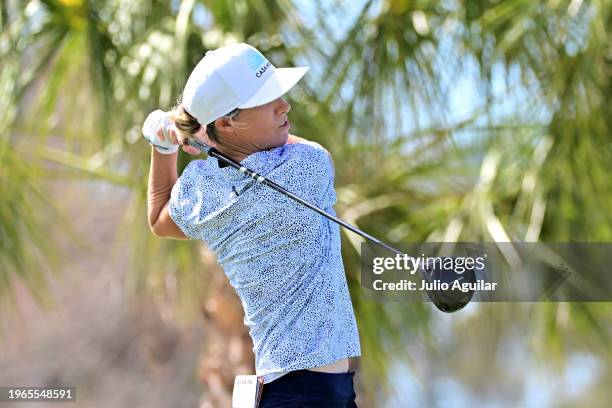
top-left (182, 137), bottom-right (475, 313)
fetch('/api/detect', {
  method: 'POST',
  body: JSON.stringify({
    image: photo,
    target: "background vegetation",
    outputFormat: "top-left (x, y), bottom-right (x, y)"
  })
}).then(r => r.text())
top-left (1, 0), bottom-right (610, 406)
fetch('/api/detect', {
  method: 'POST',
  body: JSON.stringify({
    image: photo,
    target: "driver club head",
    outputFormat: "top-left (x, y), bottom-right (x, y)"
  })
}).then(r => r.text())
top-left (424, 257), bottom-right (477, 313)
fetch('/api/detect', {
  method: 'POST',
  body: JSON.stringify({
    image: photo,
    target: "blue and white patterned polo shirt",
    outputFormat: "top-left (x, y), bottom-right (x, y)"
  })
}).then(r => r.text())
top-left (168, 140), bottom-right (361, 383)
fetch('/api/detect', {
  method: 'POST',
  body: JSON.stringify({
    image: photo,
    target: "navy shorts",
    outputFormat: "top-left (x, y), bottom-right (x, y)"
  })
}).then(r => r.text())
top-left (258, 369), bottom-right (358, 408)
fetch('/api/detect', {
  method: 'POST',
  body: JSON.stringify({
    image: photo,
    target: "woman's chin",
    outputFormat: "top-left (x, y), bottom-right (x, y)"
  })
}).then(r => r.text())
top-left (261, 131), bottom-right (290, 150)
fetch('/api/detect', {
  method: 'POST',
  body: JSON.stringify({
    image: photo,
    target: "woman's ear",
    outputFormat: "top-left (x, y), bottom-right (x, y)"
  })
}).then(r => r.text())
top-left (214, 116), bottom-right (233, 132)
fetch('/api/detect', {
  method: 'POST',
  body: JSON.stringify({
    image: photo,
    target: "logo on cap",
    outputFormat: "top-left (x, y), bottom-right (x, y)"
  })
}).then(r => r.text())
top-left (247, 50), bottom-right (267, 72)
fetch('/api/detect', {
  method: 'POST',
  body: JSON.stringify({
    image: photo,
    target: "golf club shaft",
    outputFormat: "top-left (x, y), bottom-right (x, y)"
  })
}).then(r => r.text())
top-left (194, 139), bottom-right (471, 312)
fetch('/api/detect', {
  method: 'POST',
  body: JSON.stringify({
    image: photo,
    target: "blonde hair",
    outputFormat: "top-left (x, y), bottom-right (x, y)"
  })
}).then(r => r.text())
top-left (168, 105), bottom-right (205, 142)
top-left (168, 102), bottom-right (240, 145)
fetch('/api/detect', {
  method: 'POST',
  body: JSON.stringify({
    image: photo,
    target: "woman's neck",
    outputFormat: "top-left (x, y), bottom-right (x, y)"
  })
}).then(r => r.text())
top-left (215, 142), bottom-right (264, 164)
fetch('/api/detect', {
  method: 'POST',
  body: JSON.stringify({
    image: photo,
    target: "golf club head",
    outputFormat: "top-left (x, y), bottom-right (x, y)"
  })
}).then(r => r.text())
top-left (424, 257), bottom-right (476, 313)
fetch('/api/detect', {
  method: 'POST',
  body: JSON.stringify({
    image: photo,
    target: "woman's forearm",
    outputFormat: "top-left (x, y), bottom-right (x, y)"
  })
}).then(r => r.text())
top-left (147, 147), bottom-right (178, 228)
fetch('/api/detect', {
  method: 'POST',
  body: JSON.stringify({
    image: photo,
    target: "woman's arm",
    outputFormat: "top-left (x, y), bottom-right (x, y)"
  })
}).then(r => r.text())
top-left (146, 115), bottom-right (214, 240)
top-left (147, 147), bottom-right (190, 239)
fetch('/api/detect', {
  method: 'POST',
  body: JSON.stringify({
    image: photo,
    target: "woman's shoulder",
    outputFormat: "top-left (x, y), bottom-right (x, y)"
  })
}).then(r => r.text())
top-left (286, 134), bottom-right (308, 145)
top-left (287, 134), bottom-right (323, 150)
top-left (280, 136), bottom-right (335, 185)
top-left (182, 158), bottom-right (211, 177)
top-left (286, 135), bottom-right (332, 161)
top-left (175, 158), bottom-right (218, 188)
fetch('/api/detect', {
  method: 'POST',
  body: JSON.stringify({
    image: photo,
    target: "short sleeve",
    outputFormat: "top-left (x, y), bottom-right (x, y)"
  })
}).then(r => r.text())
top-left (168, 160), bottom-right (207, 240)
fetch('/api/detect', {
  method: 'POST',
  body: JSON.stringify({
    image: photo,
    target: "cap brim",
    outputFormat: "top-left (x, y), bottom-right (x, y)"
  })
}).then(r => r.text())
top-left (237, 66), bottom-right (309, 109)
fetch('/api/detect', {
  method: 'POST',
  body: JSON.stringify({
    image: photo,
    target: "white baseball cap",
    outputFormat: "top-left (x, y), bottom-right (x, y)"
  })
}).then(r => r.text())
top-left (181, 43), bottom-right (309, 125)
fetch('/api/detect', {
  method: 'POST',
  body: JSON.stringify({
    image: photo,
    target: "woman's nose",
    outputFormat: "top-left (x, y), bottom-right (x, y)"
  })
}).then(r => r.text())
top-left (277, 97), bottom-right (291, 114)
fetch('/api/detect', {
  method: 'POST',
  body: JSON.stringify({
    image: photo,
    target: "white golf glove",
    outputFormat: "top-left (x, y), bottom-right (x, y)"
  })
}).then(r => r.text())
top-left (142, 109), bottom-right (179, 154)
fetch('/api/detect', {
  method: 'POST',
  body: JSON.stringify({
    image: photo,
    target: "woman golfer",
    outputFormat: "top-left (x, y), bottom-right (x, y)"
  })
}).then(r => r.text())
top-left (144, 43), bottom-right (361, 407)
